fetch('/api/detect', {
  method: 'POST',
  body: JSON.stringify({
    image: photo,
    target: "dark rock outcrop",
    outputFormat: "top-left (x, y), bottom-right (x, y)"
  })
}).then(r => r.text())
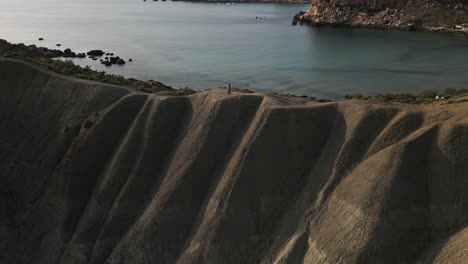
top-left (101, 60), bottom-right (112, 66)
top-left (63, 48), bottom-right (77, 58)
top-left (107, 56), bottom-right (126, 65)
top-left (0, 39), bottom-right (63, 58)
top-left (87, 50), bottom-right (105, 56)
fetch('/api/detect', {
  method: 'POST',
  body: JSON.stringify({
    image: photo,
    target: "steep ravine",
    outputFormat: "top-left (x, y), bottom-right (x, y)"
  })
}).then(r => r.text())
top-left (0, 58), bottom-right (467, 263)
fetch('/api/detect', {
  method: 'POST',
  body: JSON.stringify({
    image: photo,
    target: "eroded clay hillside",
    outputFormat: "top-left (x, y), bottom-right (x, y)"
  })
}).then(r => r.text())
top-left (0, 59), bottom-right (467, 263)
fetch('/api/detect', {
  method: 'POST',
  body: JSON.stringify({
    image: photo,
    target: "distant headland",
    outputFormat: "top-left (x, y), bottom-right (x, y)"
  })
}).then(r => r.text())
top-left (293, 0), bottom-right (468, 33)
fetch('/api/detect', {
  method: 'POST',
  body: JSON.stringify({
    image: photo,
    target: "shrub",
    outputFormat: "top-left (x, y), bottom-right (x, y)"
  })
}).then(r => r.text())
top-left (344, 94), bottom-right (367, 100)
top-left (47, 59), bottom-right (129, 86)
top-left (343, 88), bottom-right (468, 103)
top-left (417, 89), bottom-right (439, 100)
top-left (443, 88), bottom-right (458, 97)
top-left (457, 88), bottom-right (468, 95)
top-left (374, 93), bottom-right (416, 103)
top-left (177, 87), bottom-right (197, 95)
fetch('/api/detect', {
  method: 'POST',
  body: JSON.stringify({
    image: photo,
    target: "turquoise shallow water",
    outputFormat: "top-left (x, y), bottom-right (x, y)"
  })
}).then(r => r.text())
top-left (1, 0), bottom-right (468, 99)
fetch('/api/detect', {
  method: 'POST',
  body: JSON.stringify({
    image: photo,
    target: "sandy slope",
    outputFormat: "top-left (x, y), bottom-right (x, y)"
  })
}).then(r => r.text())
top-left (0, 58), bottom-right (467, 264)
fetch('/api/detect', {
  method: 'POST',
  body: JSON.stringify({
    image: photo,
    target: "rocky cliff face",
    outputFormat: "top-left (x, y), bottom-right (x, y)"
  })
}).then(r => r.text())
top-left (1, 58), bottom-right (468, 264)
top-left (294, 0), bottom-right (468, 33)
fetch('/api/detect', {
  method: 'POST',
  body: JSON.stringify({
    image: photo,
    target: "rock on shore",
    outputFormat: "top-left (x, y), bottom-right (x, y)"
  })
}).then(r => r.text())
top-left (87, 49), bottom-right (105, 56)
top-left (293, 0), bottom-right (468, 33)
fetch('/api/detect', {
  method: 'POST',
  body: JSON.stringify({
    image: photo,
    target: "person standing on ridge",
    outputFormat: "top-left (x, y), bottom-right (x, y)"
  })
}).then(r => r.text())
top-left (227, 83), bottom-right (232, 94)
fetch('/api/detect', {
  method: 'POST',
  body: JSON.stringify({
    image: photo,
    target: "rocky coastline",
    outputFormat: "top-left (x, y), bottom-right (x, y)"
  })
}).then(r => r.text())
top-left (4, 39), bottom-right (132, 67)
top-left (0, 39), bottom-right (194, 94)
top-left (293, 0), bottom-right (468, 34)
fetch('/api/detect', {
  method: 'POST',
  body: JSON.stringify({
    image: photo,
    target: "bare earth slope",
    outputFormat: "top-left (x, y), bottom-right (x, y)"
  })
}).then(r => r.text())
top-left (0, 58), bottom-right (467, 264)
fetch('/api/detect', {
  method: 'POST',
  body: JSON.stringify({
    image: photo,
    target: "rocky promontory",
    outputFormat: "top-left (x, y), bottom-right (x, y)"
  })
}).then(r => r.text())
top-left (293, 0), bottom-right (468, 33)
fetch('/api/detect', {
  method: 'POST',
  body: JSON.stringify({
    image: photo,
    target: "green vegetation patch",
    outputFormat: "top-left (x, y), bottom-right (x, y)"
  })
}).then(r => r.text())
top-left (48, 59), bottom-right (131, 86)
top-left (401, 6), bottom-right (468, 27)
top-left (345, 88), bottom-right (468, 103)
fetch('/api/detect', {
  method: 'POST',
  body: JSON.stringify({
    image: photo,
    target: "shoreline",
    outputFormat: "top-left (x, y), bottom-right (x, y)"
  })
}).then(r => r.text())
top-left (293, 17), bottom-right (468, 35)
top-left (293, 12), bottom-right (468, 35)
top-left (0, 39), bottom-right (196, 95)
top-left (1, 38), bottom-right (467, 104)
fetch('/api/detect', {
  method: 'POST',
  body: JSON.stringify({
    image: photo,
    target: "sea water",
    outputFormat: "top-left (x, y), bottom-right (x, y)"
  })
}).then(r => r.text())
top-left (1, 0), bottom-right (468, 99)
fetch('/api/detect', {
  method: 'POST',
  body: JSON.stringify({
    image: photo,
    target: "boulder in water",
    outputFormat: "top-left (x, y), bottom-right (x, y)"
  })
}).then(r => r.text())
top-left (101, 60), bottom-right (112, 66)
top-left (87, 50), bottom-right (105, 56)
